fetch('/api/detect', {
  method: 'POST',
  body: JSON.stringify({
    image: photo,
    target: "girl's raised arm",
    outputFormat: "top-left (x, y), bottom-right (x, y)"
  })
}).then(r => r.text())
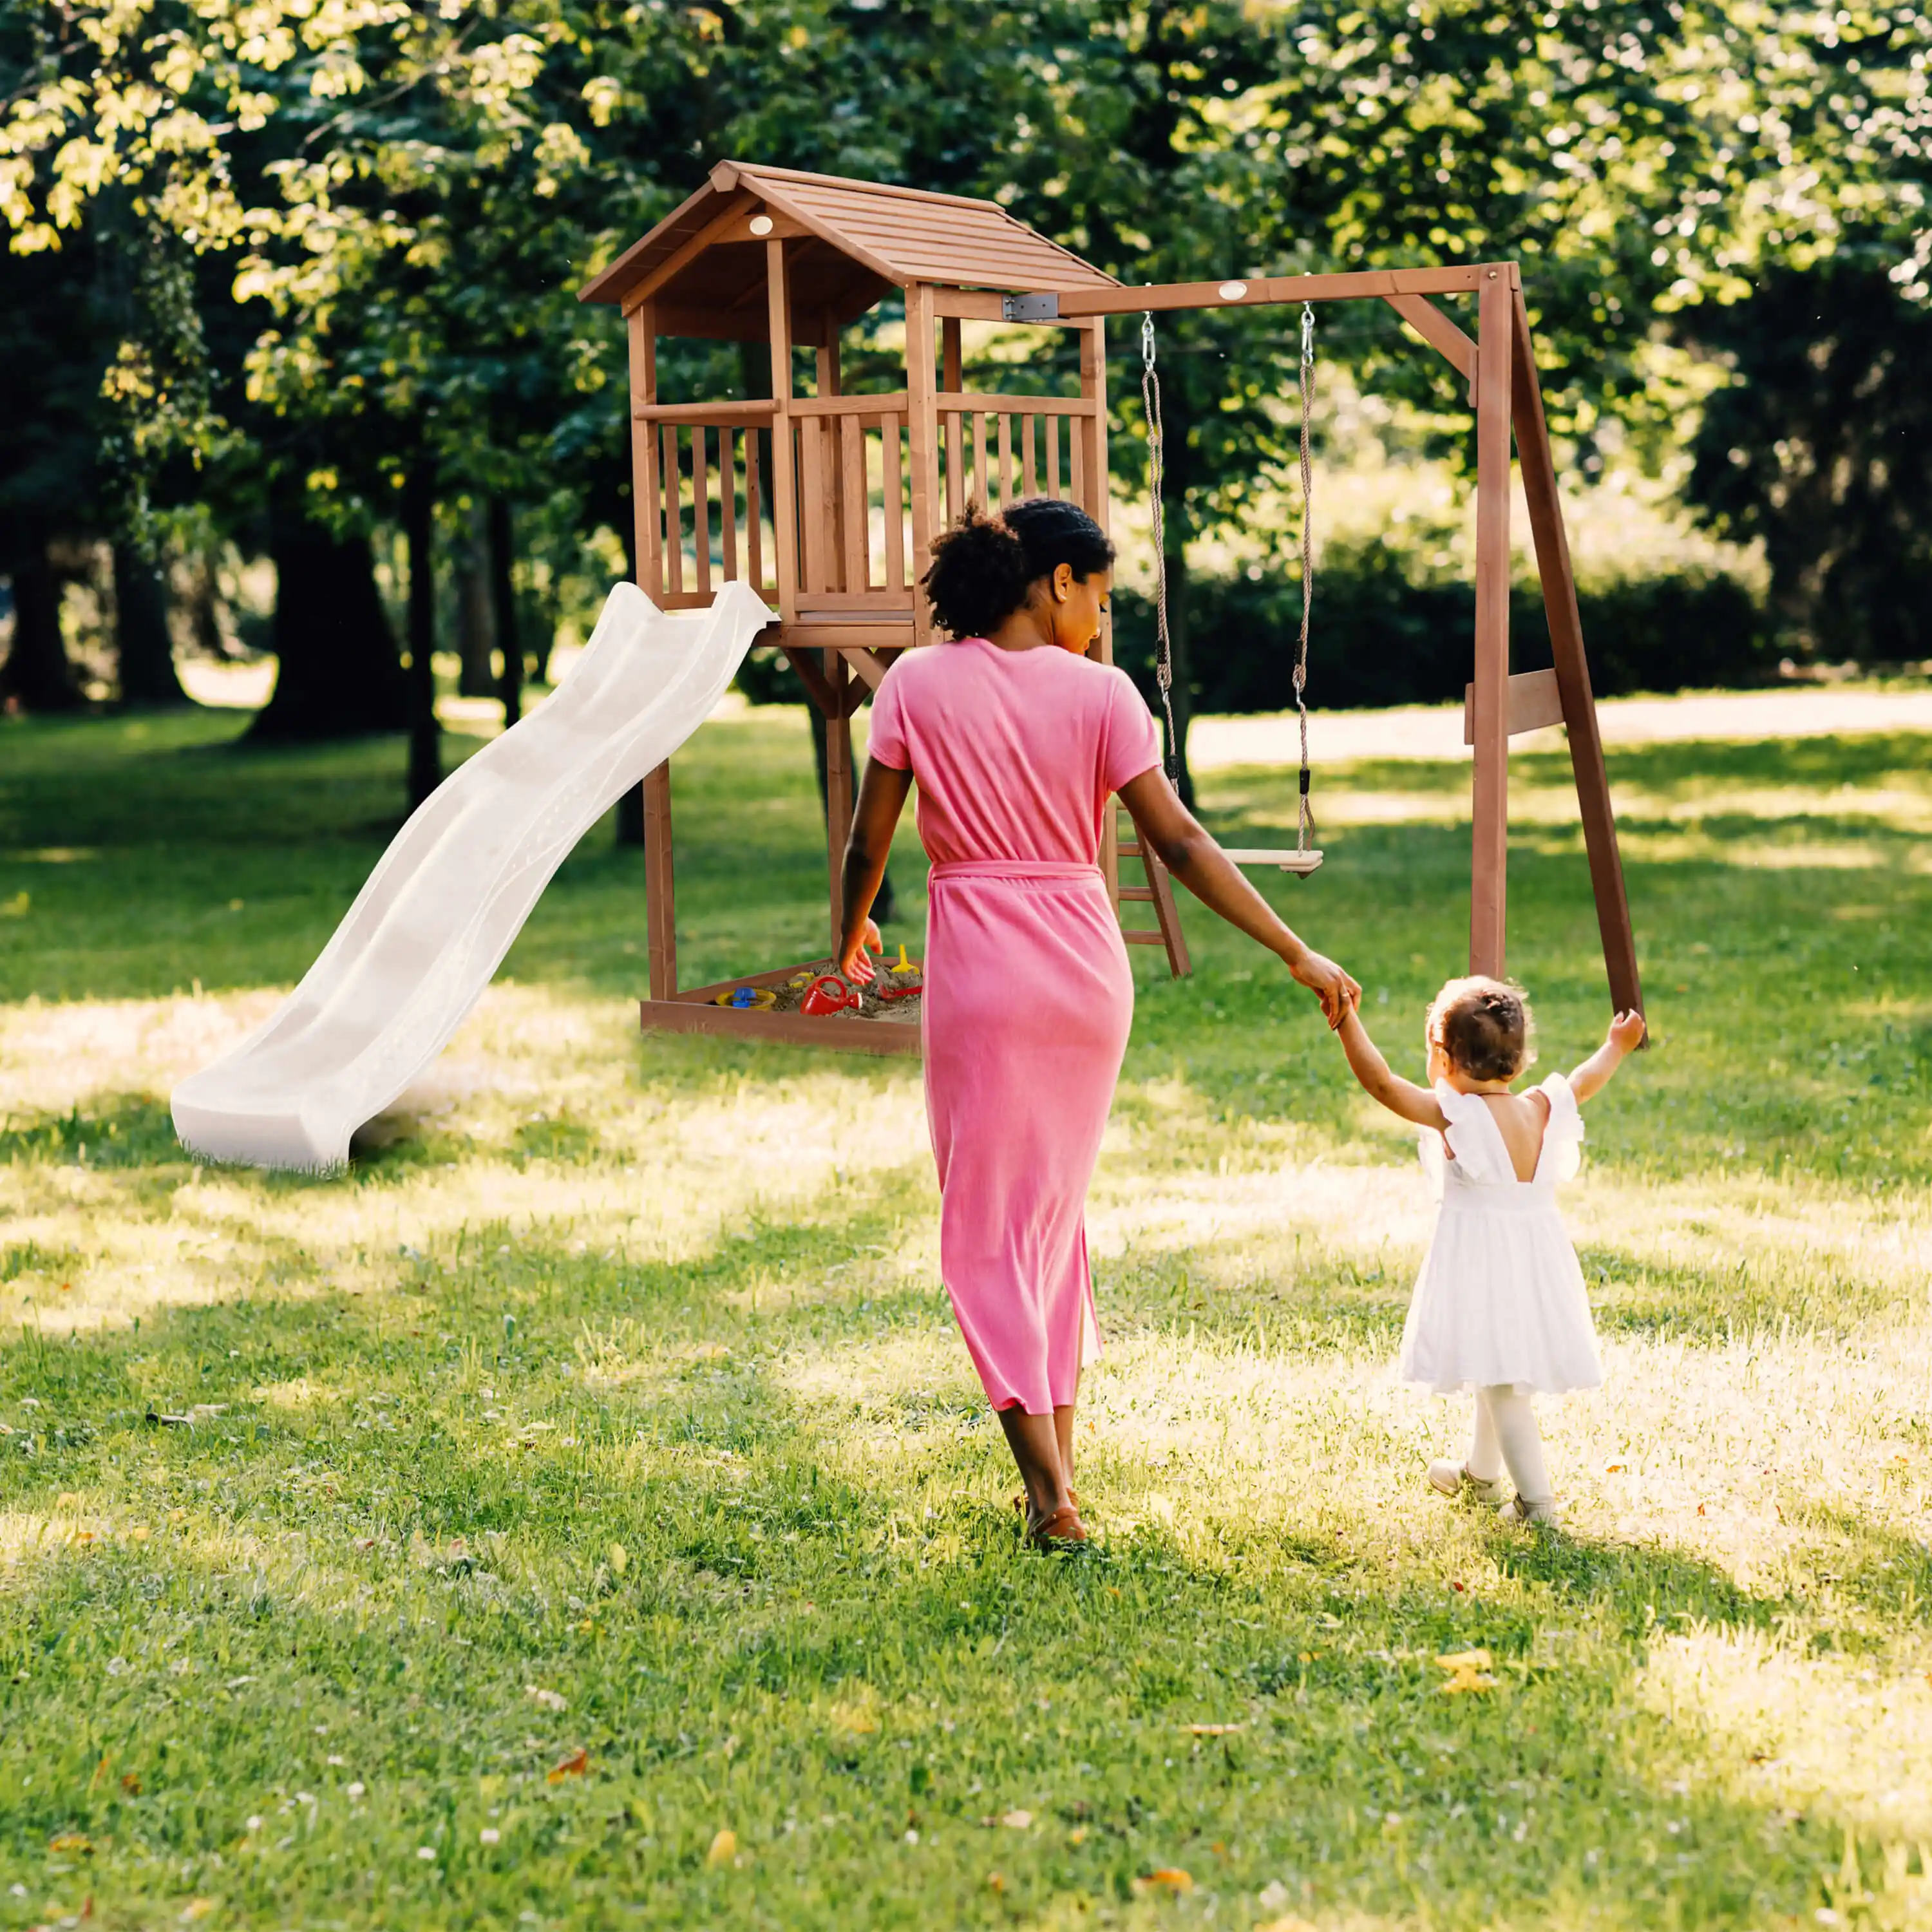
top-left (1336, 1001), bottom-right (1448, 1130)
top-left (1568, 1010), bottom-right (1647, 1103)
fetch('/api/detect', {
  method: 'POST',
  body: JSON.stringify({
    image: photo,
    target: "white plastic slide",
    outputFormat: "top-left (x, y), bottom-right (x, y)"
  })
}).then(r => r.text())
top-left (172, 580), bottom-right (774, 1172)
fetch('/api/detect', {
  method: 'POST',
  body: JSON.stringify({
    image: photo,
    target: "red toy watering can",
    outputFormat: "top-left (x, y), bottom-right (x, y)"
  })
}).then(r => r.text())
top-left (800, 974), bottom-right (860, 1017)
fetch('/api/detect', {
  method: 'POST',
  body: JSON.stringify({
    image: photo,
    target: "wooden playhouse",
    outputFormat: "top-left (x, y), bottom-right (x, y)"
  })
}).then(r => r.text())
top-left (578, 160), bottom-right (1191, 1056)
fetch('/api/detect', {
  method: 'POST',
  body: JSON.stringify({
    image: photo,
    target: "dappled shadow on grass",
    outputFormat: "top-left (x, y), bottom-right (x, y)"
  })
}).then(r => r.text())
top-left (0, 1229), bottom-right (1877, 1931)
top-left (0, 1092), bottom-right (188, 1171)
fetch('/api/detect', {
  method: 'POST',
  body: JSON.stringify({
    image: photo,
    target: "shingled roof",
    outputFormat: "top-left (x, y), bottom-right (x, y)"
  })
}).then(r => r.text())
top-left (578, 160), bottom-right (1117, 338)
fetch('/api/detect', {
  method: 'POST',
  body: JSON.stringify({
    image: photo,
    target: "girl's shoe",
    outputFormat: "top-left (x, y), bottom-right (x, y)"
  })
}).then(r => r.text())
top-left (1503, 1494), bottom-right (1561, 1528)
top-left (1428, 1460), bottom-right (1510, 1508)
top-left (1025, 1503), bottom-right (1089, 1549)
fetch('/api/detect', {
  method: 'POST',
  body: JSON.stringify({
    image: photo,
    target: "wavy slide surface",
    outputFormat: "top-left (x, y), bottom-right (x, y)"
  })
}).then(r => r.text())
top-left (173, 581), bottom-right (773, 1171)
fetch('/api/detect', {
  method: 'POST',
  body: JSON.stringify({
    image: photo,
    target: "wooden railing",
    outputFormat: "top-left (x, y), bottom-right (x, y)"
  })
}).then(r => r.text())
top-left (635, 390), bottom-right (1100, 618)
top-left (637, 400), bottom-right (782, 611)
top-left (789, 393), bottom-right (913, 614)
top-left (938, 393), bottom-right (1099, 524)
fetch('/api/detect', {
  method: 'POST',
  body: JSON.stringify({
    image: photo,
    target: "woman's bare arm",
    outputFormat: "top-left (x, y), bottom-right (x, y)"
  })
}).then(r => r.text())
top-left (1115, 766), bottom-right (1359, 1026)
top-left (837, 758), bottom-right (914, 981)
top-left (1336, 1003), bottom-right (1448, 1130)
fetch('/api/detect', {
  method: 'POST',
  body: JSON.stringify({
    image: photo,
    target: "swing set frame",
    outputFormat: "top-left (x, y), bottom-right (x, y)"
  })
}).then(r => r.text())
top-left (1012, 260), bottom-right (1644, 1018)
top-left (585, 166), bottom-right (1642, 1046)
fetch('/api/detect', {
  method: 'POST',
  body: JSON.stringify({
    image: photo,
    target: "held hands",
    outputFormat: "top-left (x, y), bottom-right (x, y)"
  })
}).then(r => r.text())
top-left (839, 919), bottom-right (883, 985)
top-left (1289, 949), bottom-right (1361, 1030)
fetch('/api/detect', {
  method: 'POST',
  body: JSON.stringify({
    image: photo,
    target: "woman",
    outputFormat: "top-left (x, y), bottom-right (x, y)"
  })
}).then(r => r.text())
top-left (838, 500), bottom-right (1358, 1547)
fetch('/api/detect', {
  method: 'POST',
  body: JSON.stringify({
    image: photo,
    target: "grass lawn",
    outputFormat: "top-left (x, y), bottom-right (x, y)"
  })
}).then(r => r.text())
top-left (1, 693), bottom-right (1929, 1930)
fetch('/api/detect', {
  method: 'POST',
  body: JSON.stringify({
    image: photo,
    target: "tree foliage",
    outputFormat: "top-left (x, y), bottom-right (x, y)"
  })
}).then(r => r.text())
top-left (1, 0), bottom-right (1928, 722)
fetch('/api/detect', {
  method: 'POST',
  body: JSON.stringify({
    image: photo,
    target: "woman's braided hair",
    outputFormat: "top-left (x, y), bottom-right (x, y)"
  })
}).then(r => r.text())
top-left (1426, 975), bottom-right (1535, 1083)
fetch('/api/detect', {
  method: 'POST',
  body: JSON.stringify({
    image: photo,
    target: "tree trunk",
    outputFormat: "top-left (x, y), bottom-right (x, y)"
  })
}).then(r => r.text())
top-left (1, 535), bottom-right (81, 712)
top-left (404, 470), bottom-right (441, 810)
top-left (251, 498), bottom-right (408, 741)
top-left (113, 541), bottom-right (191, 707)
top-left (454, 501), bottom-right (496, 698)
top-left (490, 496), bottom-right (522, 728)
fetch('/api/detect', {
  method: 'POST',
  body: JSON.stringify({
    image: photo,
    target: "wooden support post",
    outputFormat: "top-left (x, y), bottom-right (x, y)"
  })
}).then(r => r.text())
top-left (1079, 317), bottom-right (1120, 909)
top-left (1469, 268), bottom-right (1515, 978)
top-left (825, 652), bottom-right (854, 954)
top-left (819, 313), bottom-right (845, 592)
top-left (628, 305), bottom-right (661, 598)
top-left (1511, 289), bottom-right (1644, 1020)
top-left (942, 317), bottom-right (963, 525)
top-left (643, 762), bottom-right (676, 999)
top-left (765, 238), bottom-right (799, 623)
top-left (905, 282), bottom-right (940, 645)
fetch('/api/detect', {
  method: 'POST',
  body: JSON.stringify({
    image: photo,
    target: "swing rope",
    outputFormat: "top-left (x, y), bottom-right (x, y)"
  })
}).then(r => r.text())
top-left (1141, 305), bottom-right (1317, 853)
top-left (1140, 313), bottom-right (1180, 786)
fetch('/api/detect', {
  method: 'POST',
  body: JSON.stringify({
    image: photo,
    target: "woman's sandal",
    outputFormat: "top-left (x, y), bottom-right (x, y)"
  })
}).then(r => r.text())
top-left (1012, 1488), bottom-right (1078, 1517)
top-left (1025, 1503), bottom-right (1089, 1549)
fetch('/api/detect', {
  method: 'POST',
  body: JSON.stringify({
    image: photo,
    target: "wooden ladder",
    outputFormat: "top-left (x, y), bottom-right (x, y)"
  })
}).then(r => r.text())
top-left (1114, 817), bottom-right (1191, 978)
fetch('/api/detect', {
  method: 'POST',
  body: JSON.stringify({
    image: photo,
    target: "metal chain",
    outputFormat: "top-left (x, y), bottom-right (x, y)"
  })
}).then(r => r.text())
top-left (1141, 312), bottom-right (1180, 784)
top-left (1294, 302), bottom-right (1316, 854)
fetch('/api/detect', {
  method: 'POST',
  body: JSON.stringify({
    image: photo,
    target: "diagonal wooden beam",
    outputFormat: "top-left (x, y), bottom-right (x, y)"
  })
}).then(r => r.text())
top-left (620, 193), bottom-right (755, 316)
top-left (1510, 289), bottom-right (1643, 1022)
top-left (776, 637), bottom-right (838, 716)
top-left (834, 645), bottom-right (887, 691)
top-left (1384, 292), bottom-right (1476, 404)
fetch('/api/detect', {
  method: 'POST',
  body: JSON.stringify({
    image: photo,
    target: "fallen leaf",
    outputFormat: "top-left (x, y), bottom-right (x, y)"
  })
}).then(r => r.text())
top-left (608, 1542), bottom-right (629, 1577)
top-left (49, 1832), bottom-right (93, 1853)
top-left (1434, 1648), bottom-right (1499, 1696)
top-left (1186, 1723), bottom-right (1244, 1736)
top-left (1258, 1918), bottom-right (1320, 1932)
top-left (1133, 1868), bottom-right (1194, 1895)
top-left (1604, 1461), bottom-right (1628, 1475)
top-left (120, 1774), bottom-right (142, 1796)
top-left (1000, 1810), bottom-right (1032, 1830)
top-left (179, 1900), bottom-right (216, 1922)
top-left (985, 1872), bottom-right (1005, 1893)
top-left (706, 1827), bottom-right (737, 1868)
top-left (1068, 1826), bottom-right (1088, 1846)
top-left (547, 1748), bottom-right (589, 1783)
top-left (526, 1685), bottom-right (567, 1712)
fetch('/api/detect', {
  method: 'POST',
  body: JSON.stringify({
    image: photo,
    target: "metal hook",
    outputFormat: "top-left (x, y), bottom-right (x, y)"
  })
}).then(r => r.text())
top-left (1141, 311), bottom-right (1157, 368)
top-left (1300, 302), bottom-right (1315, 366)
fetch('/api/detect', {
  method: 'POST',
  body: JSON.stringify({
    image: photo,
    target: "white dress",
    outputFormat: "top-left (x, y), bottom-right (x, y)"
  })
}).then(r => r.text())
top-left (1396, 1072), bottom-right (1603, 1396)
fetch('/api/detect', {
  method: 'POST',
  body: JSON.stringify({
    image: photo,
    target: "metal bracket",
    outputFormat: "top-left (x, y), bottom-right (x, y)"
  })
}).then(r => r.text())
top-left (1001, 292), bottom-right (1061, 323)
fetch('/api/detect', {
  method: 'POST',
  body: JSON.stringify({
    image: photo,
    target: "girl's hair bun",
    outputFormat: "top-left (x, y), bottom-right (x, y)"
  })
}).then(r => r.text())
top-left (1427, 975), bottom-right (1536, 1083)
top-left (922, 498), bottom-right (1116, 639)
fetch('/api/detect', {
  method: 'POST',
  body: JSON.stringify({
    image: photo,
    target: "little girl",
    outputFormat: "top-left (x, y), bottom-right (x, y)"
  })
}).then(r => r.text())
top-left (1334, 975), bottom-right (1645, 1524)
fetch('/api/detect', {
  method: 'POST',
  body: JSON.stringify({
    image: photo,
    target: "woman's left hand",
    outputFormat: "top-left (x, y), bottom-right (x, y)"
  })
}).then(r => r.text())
top-left (1289, 948), bottom-right (1361, 1028)
top-left (840, 920), bottom-right (883, 983)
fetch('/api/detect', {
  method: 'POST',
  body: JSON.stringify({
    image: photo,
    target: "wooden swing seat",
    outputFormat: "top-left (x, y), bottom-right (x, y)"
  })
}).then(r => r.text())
top-left (1222, 848), bottom-right (1325, 875)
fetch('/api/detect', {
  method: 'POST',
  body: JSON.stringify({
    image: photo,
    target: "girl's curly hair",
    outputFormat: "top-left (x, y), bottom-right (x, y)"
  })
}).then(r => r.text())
top-left (1426, 975), bottom-right (1536, 1083)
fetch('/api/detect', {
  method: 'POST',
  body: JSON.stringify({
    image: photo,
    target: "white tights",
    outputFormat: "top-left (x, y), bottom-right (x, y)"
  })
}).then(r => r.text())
top-left (1465, 1385), bottom-right (1553, 1506)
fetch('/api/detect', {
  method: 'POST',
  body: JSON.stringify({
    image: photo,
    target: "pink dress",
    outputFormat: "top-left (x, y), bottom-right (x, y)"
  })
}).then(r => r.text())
top-left (867, 639), bottom-right (1160, 1415)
